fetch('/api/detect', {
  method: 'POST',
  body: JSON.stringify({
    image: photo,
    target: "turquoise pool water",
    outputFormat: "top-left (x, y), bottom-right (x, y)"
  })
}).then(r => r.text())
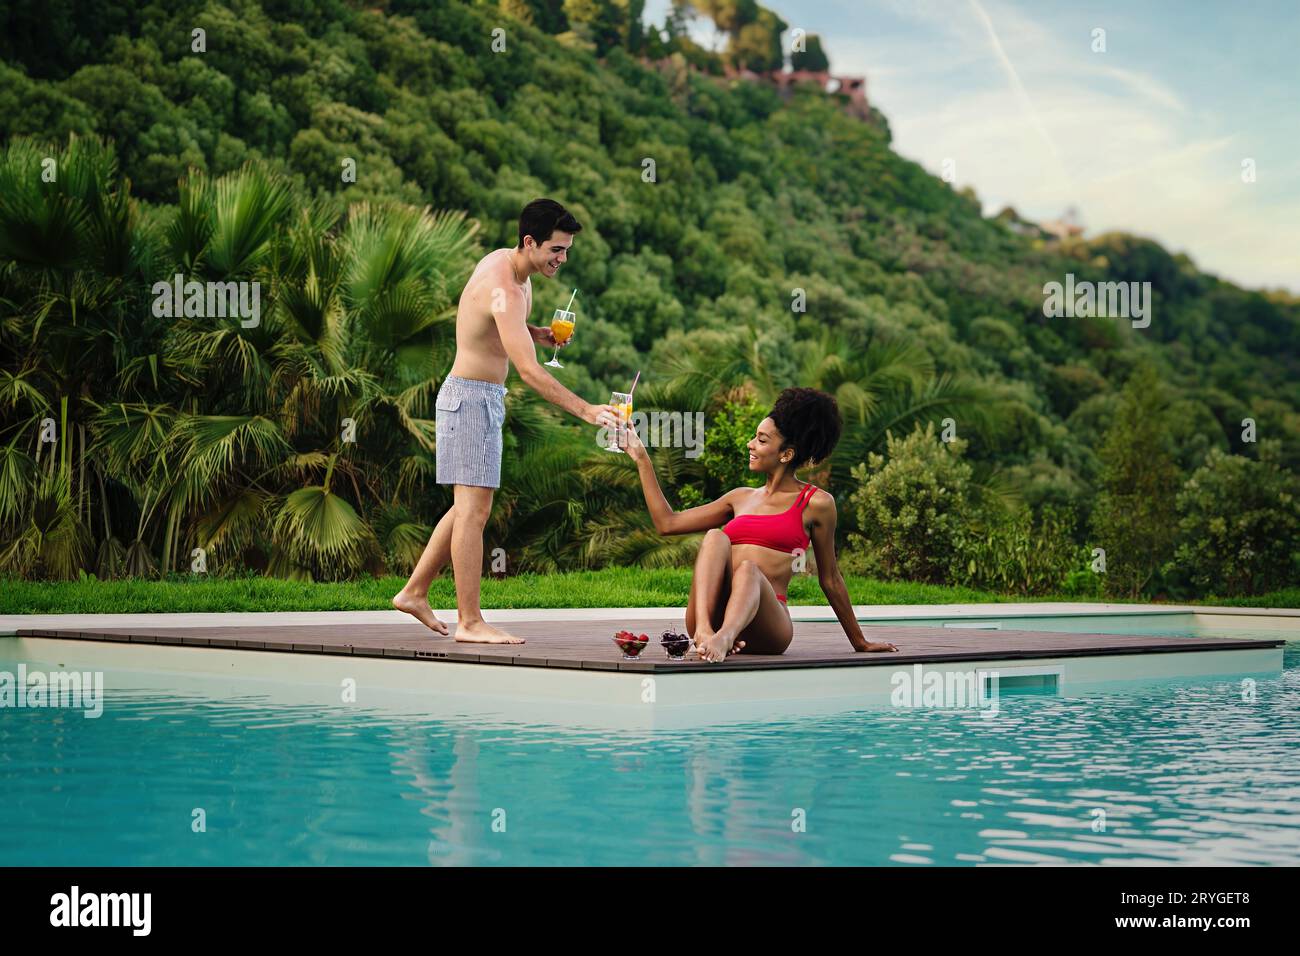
top-left (853, 612), bottom-right (1298, 641)
top-left (2, 644), bottom-right (1298, 866)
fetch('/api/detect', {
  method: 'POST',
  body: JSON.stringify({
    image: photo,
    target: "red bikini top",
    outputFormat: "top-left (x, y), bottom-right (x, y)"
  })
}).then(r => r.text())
top-left (721, 484), bottom-right (817, 554)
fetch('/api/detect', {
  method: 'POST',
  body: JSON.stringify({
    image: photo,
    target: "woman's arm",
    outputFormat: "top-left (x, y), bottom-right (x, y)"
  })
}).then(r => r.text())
top-left (623, 421), bottom-right (738, 535)
top-left (807, 492), bottom-right (898, 653)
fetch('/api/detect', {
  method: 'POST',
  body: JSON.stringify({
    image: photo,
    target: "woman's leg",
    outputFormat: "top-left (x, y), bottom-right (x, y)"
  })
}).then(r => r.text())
top-left (699, 561), bottom-right (794, 662)
top-left (685, 529), bottom-right (732, 643)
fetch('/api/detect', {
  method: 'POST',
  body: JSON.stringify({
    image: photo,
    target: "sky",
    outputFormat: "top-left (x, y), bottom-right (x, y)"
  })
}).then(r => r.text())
top-left (642, 0), bottom-right (1300, 294)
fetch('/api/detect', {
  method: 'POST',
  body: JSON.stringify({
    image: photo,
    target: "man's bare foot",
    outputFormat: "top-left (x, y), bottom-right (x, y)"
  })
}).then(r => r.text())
top-left (454, 620), bottom-right (526, 644)
top-left (392, 591), bottom-right (449, 636)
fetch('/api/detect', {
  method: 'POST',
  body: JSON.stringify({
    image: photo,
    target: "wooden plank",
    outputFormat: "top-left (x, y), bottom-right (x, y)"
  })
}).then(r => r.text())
top-left (16, 619), bottom-right (1283, 674)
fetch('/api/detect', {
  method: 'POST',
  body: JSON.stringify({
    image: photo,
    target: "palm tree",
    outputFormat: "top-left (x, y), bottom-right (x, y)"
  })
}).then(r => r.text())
top-left (3, 136), bottom-right (483, 581)
top-left (0, 134), bottom-right (150, 578)
top-left (157, 167), bottom-right (479, 580)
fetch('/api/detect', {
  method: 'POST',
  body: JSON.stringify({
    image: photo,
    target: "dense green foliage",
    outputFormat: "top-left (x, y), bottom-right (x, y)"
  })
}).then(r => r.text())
top-left (846, 375), bottom-right (1297, 598)
top-left (1089, 362), bottom-right (1181, 598)
top-left (847, 423), bottom-right (1084, 596)
top-left (0, 0), bottom-right (1296, 598)
top-left (1173, 443), bottom-right (1300, 595)
top-left (955, 505), bottom-right (1084, 598)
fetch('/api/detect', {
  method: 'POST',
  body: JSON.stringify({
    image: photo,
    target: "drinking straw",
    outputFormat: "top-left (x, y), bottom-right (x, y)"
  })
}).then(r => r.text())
top-left (629, 370), bottom-right (641, 396)
top-left (565, 288), bottom-right (578, 313)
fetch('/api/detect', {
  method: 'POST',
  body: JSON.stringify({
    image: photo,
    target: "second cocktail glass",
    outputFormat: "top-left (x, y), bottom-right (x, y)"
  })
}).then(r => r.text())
top-left (605, 390), bottom-right (632, 452)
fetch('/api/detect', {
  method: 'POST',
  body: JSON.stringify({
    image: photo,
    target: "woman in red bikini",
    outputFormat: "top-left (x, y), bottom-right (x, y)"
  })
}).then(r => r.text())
top-left (621, 387), bottom-right (899, 663)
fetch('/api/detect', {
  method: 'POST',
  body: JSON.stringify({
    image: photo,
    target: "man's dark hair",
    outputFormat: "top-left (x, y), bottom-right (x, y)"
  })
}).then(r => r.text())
top-left (518, 198), bottom-right (582, 248)
top-left (768, 387), bottom-right (843, 467)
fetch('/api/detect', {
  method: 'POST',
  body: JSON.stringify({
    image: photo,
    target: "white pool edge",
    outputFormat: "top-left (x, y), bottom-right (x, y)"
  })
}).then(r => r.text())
top-left (3, 635), bottom-right (1283, 731)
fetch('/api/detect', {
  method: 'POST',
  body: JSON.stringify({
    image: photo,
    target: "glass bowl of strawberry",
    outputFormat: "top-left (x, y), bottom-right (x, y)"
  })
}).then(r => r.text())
top-left (612, 630), bottom-right (650, 660)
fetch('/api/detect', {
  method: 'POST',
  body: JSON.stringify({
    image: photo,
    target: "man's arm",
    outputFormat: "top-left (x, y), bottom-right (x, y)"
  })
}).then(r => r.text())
top-left (493, 287), bottom-right (615, 427)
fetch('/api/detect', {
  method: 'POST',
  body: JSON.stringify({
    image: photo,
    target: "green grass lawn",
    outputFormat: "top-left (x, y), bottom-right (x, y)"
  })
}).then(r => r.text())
top-left (2, 571), bottom-right (1295, 615)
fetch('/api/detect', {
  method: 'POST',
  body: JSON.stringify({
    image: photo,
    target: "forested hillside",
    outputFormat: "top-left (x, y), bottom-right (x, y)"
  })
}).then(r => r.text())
top-left (1, 0), bottom-right (1296, 597)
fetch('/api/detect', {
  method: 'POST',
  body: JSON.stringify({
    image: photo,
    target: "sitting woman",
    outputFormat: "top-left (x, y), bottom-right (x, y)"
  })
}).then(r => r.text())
top-left (621, 386), bottom-right (900, 663)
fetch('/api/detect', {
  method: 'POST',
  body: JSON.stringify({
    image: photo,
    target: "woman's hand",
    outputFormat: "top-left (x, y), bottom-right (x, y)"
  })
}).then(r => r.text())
top-left (617, 418), bottom-right (649, 463)
top-left (854, 640), bottom-right (899, 653)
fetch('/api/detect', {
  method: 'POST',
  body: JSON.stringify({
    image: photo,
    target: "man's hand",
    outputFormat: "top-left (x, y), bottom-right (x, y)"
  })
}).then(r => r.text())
top-left (530, 324), bottom-right (571, 349)
top-left (584, 403), bottom-right (620, 429)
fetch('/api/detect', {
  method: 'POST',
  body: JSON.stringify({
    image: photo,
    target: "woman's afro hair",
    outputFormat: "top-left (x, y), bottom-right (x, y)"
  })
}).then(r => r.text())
top-left (767, 387), bottom-right (842, 467)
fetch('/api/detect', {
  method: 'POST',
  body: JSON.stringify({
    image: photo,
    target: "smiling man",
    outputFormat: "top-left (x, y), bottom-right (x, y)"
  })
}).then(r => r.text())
top-left (392, 199), bottom-right (619, 643)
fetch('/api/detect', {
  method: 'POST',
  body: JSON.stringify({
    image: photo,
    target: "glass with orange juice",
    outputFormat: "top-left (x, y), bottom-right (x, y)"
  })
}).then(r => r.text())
top-left (605, 390), bottom-right (633, 452)
top-left (545, 309), bottom-right (576, 368)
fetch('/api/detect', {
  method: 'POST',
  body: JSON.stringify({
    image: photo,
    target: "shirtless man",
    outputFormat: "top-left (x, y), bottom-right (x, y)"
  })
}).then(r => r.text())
top-left (392, 199), bottom-right (619, 643)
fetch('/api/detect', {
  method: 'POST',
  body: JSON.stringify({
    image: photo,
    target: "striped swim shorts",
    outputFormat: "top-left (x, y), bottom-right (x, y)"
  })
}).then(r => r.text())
top-left (435, 375), bottom-right (508, 488)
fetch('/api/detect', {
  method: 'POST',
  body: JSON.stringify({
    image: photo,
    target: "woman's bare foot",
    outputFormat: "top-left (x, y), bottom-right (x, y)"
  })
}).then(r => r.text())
top-left (699, 628), bottom-right (745, 662)
top-left (392, 591), bottom-right (449, 636)
top-left (454, 620), bottom-right (526, 644)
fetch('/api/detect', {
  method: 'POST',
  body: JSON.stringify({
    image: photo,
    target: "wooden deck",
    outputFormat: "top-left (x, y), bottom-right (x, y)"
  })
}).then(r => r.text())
top-left (14, 619), bottom-right (1285, 674)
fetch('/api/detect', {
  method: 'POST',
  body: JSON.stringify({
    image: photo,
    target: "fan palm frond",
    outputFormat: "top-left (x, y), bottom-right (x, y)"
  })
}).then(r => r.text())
top-left (194, 486), bottom-right (269, 557)
top-left (170, 414), bottom-right (292, 513)
top-left (205, 163), bottom-right (296, 278)
top-left (0, 437), bottom-right (37, 524)
top-left (271, 485), bottom-right (378, 579)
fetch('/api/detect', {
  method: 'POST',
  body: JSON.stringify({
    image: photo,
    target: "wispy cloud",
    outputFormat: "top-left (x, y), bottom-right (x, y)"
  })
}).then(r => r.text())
top-left (966, 0), bottom-right (1075, 201)
top-left (807, 0), bottom-right (1299, 291)
top-left (1092, 65), bottom-right (1187, 114)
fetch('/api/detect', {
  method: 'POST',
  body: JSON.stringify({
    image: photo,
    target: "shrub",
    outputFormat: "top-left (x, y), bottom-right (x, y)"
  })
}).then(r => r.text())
top-left (689, 395), bottom-right (766, 498)
top-left (954, 505), bottom-right (1081, 596)
top-left (845, 423), bottom-right (974, 583)
top-left (1060, 562), bottom-right (1104, 598)
top-left (1173, 441), bottom-right (1300, 595)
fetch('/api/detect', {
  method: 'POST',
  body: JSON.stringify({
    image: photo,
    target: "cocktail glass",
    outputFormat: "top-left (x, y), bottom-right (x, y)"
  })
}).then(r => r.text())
top-left (545, 309), bottom-right (575, 368)
top-left (605, 391), bottom-right (632, 452)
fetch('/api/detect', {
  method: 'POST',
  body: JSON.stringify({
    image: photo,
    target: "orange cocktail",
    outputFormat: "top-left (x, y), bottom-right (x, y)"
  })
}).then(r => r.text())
top-left (545, 308), bottom-right (576, 368)
top-left (551, 317), bottom-right (574, 343)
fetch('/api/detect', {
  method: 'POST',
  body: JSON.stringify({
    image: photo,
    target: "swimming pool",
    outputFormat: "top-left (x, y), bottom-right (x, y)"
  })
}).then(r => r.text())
top-left (850, 610), bottom-right (1300, 641)
top-left (2, 643), bottom-right (1297, 866)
